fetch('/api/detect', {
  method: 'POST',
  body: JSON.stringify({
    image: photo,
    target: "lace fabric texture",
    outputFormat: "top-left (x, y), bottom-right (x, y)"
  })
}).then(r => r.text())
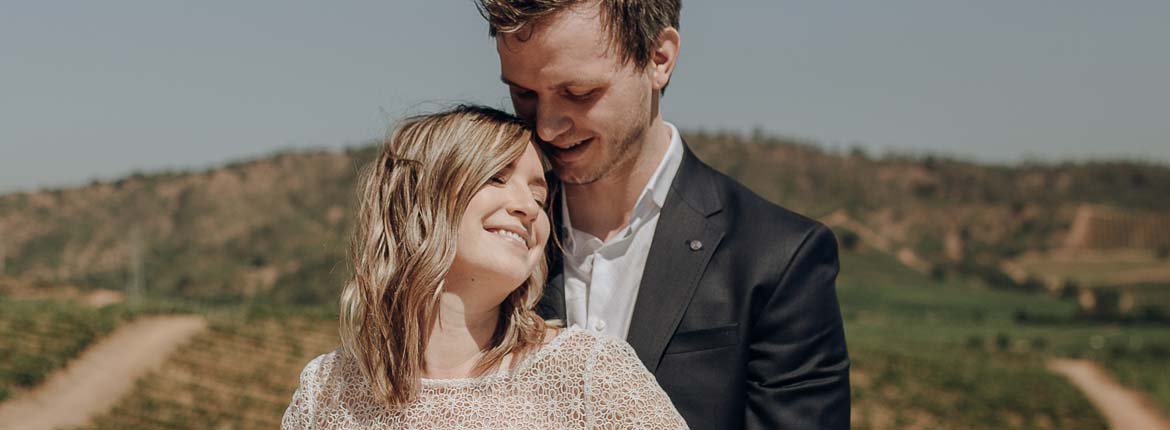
top-left (281, 326), bottom-right (689, 429)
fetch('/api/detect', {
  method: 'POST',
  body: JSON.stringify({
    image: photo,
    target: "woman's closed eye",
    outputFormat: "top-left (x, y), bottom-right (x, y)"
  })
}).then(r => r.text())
top-left (488, 166), bottom-right (514, 185)
top-left (531, 183), bottom-right (549, 208)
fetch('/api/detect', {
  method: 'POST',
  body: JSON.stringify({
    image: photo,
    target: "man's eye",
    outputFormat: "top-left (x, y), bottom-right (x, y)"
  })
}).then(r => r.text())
top-left (512, 89), bottom-right (536, 99)
top-left (566, 89), bottom-right (596, 100)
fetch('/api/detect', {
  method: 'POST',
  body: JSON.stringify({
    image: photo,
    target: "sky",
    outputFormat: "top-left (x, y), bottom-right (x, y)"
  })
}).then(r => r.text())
top-left (2, 1), bottom-right (1169, 193)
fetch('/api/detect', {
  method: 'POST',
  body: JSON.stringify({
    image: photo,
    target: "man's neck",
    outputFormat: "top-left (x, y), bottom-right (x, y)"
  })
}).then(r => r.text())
top-left (565, 120), bottom-right (671, 241)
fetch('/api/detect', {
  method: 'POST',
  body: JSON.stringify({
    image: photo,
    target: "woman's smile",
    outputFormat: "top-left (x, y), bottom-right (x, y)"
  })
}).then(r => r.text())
top-left (485, 226), bottom-right (530, 251)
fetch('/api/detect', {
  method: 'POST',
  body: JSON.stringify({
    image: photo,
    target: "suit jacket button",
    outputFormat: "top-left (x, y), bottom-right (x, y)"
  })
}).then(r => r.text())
top-left (688, 240), bottom-right (703, 251)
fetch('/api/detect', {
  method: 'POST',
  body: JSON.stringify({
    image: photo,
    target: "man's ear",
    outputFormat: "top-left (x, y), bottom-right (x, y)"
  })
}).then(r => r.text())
top-left (650, 27), bottom-right (680, 93)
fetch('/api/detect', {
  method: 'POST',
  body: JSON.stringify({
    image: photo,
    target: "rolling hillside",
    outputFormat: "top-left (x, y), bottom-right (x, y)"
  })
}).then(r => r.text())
top-left (1, 133), bottom-right (1168, 307)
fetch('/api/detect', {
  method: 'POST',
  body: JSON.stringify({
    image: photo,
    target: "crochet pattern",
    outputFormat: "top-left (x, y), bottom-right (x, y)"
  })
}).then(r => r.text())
top-left (281, 326), bottom-right (688, 429)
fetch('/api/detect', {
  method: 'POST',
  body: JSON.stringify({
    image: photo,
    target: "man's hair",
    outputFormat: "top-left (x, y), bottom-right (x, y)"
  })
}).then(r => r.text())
top-left (477, 0), bottom-right (681, 69)
top-left (339, 105), bottom-right (551, 408)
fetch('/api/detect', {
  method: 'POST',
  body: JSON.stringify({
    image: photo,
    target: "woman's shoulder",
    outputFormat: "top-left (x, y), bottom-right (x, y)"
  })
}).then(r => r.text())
top-left (537, 325), bottom-right (595, 354)
top-left (525, 325), bottom-right (636, 370)
top-left (304, 347), bottom-right (342, 370)
top-left (556, 326), bottom-right (635, 353)
top-left (284, 348), bottom-right (377, 429)
top-left (296, 347), bottom-right (355, 387)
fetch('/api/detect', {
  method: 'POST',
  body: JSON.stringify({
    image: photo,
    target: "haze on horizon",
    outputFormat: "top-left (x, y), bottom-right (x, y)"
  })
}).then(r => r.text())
top-left (2, 1), bottom-right (1169, 194)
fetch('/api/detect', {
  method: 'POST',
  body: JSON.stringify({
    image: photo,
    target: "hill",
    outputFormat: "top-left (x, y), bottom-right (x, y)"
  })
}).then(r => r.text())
top-left (1, 133), bottom-right (1168, 307)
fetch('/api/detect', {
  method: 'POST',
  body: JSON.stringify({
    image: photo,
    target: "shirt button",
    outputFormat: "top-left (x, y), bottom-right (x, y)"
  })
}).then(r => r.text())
top-left (592, 319), bottom-right (607, 332)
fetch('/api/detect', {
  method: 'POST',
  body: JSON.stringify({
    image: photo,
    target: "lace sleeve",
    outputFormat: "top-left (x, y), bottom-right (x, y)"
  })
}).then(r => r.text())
top-left (281, 353), bottom-right (330, 430)
top-left (584, 335), bottom-right (690, 430)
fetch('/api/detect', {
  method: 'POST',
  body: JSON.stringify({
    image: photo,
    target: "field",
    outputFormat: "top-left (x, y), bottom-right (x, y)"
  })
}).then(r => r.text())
top-left (1008, 249), bottom-right (1170, 288)
top-left (0, 297), bottom-right (135, 401)
top-left (0, 246), bottom-right (1153, 429)
top-left (12, 246), bottom-right (1147, 429)
top-left (2, 245), bottom-right (1167, 429)
top-left (840, 245), bottom-right (1170, 428)
top-left (840, 247), bottom-right (1102, 429)
top-left (82, 314), bottom-right (339, 430)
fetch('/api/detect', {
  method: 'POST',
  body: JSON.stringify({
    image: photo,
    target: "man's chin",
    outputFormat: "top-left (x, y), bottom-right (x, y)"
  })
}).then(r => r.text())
top-left (553, 168), bottom-right (603, 186)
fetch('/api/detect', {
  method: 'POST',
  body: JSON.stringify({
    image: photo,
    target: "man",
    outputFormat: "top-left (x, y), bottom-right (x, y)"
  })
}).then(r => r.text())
top-left (477, 1), bottom-right (850, 428)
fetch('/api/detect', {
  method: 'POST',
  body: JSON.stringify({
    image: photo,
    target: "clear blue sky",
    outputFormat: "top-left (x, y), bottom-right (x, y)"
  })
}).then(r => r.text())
top-left (3, 1), bottom-right (1169, 193)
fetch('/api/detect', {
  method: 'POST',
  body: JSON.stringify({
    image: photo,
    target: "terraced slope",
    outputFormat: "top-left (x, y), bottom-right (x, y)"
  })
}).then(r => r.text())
top-left (0, 298), bottom-right (134, 401)
top-left (84, 316), bottom-right (338, 430)
top-left (840, 247), bottom-right (1111, 429)
top-left (0, 315), bottom-right (205, 430)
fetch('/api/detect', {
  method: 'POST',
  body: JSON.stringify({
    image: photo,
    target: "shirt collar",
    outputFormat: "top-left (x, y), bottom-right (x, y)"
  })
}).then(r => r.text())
top-left (646, 121), bottom-right (684, 211)
top-left (559, 122), bottom-right (685, 248)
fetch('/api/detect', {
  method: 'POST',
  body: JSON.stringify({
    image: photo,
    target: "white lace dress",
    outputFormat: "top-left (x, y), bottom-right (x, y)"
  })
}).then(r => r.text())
top-left (281, 326), bottom-right (689, 429)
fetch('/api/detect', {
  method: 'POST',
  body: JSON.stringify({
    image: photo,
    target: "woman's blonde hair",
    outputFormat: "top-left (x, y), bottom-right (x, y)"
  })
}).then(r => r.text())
top-left (339, 105), bottom-right (551, 408)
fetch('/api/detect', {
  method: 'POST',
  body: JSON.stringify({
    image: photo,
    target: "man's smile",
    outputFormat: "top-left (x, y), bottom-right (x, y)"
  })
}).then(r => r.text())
top-left (544, 137), bottom-right (594, 163)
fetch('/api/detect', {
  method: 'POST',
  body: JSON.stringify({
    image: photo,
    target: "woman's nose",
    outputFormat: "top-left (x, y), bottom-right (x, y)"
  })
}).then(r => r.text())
top-left (507, 186), bottom-right (540, 222)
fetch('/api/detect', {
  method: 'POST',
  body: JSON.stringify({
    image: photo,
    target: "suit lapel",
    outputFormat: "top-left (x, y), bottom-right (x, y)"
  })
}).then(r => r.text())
top-left (538, 174), bottom-right (567, 321)
top-left (626, 144), bottom-right (725, 372)
top-left (538, 266), bottom-right (566, 321)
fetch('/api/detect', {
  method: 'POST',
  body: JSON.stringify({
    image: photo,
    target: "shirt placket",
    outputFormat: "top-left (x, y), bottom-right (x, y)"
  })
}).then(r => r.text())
top-left (587, 253), bottom-right (611, 333)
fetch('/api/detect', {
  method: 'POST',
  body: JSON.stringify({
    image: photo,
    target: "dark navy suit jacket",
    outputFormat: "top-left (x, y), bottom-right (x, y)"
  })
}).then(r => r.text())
top-left (539, 142), bottom-right (851, 430)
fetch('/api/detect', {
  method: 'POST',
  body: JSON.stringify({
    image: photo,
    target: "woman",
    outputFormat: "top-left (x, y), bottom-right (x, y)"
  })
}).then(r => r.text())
top-left (281, 105), bottom-right (688, 429)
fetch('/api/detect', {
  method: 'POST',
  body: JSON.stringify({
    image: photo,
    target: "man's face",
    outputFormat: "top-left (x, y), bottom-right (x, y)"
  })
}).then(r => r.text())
top-left (496, 4), bottom-right (657, 185)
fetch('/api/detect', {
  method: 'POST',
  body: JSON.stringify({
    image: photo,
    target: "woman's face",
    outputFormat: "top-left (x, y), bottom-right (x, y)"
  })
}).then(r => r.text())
top-left (448, 143), bottom-right (551, 296)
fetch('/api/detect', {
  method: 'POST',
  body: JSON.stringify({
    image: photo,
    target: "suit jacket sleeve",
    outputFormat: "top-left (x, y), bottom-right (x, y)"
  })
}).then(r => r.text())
top-left (745, 223), bottom-right (850, 429)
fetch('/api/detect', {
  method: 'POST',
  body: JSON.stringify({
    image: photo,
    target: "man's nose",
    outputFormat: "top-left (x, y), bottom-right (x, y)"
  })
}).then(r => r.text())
top-left (535, 101), bottom-right (571, 143)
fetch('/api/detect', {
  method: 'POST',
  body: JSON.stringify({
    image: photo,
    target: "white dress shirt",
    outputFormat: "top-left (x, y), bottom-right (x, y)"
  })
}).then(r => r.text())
top-left (560, 122), bottom-right (685, 339)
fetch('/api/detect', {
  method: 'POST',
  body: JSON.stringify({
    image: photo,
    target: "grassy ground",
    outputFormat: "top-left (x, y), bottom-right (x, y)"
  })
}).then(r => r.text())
top-left (77, 248), bottom-right (1119, 430)
top-left (840, 245), bottom-right (1170, 428)
top-left (10, 246), bottom-right (1167, 429)
top-left (1040, 324), bottom-right (1170, 414)
top-left (1010, 249), bottom-right (1170, 287)
top-left (83, 315), bottom-right (338, 430)
top-left (0, 298), bottom-right (136, 401)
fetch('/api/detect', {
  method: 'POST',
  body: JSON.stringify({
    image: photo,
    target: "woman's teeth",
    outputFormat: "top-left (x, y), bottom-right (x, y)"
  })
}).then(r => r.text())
top-left (490, 229), bottom-right (527, 248)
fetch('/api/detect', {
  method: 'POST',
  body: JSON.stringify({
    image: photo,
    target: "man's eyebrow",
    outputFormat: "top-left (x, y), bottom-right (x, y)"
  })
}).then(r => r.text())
top-left (500, 76), bottom-right (528, 89)
top-left (500, 76), bottom-right (606, 91)
top-left (557, 79), bottom-right (606, 89)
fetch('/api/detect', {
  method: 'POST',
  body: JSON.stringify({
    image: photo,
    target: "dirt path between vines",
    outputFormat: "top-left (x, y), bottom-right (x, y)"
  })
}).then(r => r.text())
top-left (0, 315), bottom-right (207, 430)
top-left (1048, 358), bottom-right (1170, 430)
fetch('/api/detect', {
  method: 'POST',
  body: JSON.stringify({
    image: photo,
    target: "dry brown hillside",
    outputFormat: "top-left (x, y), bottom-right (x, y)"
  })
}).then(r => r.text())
top-left (1, 134), bottom-right (1168, 306)
top-left (0, 149), bottom-right (367, 304)
top-left (689, 131), bottom-right (1170, 294)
